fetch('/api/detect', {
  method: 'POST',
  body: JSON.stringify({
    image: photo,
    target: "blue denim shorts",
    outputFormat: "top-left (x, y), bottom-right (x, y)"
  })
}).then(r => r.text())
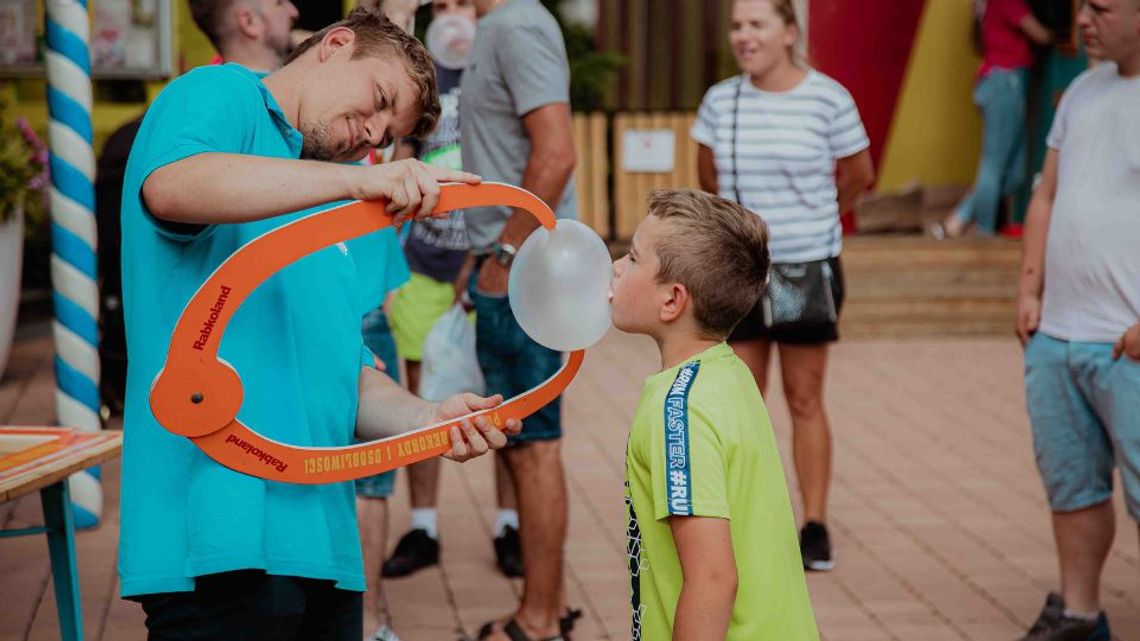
top-left (356, 309), bottom-right (399, 498)
top-left (1025, 333), bottom-right (1140, 519)
top-left (469, 272), bottom-right (563, 444)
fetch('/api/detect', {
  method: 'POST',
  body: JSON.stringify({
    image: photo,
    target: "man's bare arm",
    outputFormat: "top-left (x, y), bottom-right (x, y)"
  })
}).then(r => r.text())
top-left (143, 154), bottom-right (480, 225)
top-left (1016, 149), bottom-right (1059, 344)
top-left (497, 102), bottom-right (577, 249)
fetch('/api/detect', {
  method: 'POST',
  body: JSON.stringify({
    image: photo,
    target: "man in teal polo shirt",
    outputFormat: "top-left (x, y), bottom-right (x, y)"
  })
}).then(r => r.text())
top-left (118, 9), bottom-right (516, 640)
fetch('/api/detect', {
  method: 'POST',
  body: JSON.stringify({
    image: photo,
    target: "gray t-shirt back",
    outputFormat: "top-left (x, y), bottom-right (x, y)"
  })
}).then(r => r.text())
top-left (459, 0), bottom-right (578, 252)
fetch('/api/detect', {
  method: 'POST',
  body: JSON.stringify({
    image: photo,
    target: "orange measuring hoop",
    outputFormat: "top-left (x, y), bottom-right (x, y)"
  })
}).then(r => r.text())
top-left (149, 183), bottom-right (584, 484)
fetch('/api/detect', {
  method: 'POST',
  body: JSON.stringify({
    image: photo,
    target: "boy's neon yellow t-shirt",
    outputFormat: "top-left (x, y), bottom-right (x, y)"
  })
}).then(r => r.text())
top-left (624, 342), bottom-right (819, 641)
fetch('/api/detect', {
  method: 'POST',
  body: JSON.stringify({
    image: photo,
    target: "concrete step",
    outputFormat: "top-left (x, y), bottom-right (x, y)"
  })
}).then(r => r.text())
top-left (841, 236), bottom-right (1021, 337)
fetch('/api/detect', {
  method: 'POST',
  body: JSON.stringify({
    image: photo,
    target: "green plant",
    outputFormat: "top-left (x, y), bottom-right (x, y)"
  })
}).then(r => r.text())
top-left (0, 97), bottom-right (49, 224)
top-left (541, 0), bottom-right (625, 112)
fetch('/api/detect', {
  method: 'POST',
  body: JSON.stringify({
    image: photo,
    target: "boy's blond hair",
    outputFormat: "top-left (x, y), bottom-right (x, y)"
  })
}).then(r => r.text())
top-left (648, 189), bottom-right (770, 339)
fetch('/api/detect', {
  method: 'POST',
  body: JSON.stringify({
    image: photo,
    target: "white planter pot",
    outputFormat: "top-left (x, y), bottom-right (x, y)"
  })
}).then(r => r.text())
top-left (0, 202), bottom-right (25, 378)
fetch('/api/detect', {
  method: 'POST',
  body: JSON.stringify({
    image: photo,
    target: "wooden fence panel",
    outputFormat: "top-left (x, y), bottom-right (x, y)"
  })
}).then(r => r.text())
top-left (571, 112), bottom-right (611, 239)
top-left (612, 112), bottom-right (700, 239)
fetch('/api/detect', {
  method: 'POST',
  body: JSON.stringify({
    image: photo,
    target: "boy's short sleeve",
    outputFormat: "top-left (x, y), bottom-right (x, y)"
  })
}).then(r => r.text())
top-left (496, 24), bottom-right (570, 117)
top-left (649, 363), bottom-right (730, 521)
top-left (131, 67), bottom-right (260, 240)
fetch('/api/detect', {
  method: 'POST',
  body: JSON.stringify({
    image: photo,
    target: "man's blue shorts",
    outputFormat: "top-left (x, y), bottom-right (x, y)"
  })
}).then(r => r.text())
top-left (1025, 333), bottom-right (1140, 520)
top-left (469, 265), bottom-right (563, 444)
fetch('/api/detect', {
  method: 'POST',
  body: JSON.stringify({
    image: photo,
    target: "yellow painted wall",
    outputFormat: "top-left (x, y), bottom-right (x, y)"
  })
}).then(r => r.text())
top-left (877, 0), bottom-right (984, 191)
top-left (2, 1), bottom-right (219, 153)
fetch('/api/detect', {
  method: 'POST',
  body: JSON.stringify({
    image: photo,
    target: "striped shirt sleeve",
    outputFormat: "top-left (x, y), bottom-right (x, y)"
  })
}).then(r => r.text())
top-left (826, 83), bottom-right (870, 159)
top-left (690, 86), bottom-right (721, 148)
top-left (651, 362), bottom-right (730, 521)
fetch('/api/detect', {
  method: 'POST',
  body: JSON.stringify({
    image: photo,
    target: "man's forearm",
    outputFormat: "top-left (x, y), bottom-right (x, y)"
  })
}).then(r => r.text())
top-left (356, 366), bottom-right (434, 440)
top-left (673, 580), bottom-right (735, 641)
top-left (1019, 193), bottom-right (1052, 297)
top-left (143, 153), bottom-right (361, 225)
top-left (497, 149), bottom-right (575, 247)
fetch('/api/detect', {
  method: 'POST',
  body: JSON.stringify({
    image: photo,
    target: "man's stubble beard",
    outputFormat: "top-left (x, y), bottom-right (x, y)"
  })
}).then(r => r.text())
top-left (299, 119), bottom-right (337, 161)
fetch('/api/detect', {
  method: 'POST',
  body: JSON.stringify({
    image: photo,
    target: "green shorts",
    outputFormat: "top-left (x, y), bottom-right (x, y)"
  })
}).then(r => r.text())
top-left (389, 272), bottom-right (456, 362)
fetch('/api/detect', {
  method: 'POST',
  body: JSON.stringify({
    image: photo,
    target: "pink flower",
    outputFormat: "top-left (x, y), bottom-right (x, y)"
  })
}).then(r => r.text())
top-left (16, 117), bottom-right (50, 192)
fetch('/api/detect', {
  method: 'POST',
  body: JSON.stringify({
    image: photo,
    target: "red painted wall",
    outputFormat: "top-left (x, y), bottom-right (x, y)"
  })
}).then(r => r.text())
top-left (808, 0), bottom-right (928, 169)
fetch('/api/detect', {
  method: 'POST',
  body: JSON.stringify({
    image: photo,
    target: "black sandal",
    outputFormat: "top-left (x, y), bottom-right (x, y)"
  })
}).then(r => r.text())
top-left (475, 618), bottom-right (564, 641)
top-left (560, 608), bottom-right (582, 638)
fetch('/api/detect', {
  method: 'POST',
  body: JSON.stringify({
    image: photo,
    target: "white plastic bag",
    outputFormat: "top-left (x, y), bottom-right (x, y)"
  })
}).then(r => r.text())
top-left (419, 304), bottom-right (485, 402)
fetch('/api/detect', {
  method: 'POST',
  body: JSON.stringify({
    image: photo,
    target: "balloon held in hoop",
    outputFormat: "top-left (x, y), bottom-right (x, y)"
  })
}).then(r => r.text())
top-left (149, 183), bottom-right (611, 484)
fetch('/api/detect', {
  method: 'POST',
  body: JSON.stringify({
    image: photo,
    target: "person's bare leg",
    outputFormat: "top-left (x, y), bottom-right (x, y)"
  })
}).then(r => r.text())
top-left (729, 338), bottom-right (772, 396)
top-left (938, 209), bottom-right (969, 238)
top-left (406, 459), bottom-right (442, 509)
top-left (1054, 501), bottom-right (1115, 614)
top-left (778, 343), bottom-right (832, 523)
top-left (404, 359), bottom-right (441, 512)
top-left (488, 440), bottom-right (566, 640)
top-left (357, 496), bottom-right (390, 636)
top-left (495, 453), bottom-right (516, 510)
top-left (405, 359), bottom-right (421, 398)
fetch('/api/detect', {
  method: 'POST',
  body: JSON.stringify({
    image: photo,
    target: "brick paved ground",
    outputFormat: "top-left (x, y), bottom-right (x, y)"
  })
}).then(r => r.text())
top-left (2, 323), bottom-right (1138, 640)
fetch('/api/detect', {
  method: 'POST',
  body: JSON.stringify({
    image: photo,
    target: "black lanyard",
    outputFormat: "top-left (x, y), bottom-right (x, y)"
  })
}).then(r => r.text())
top-left (732, 76), bottom-right (745, 204)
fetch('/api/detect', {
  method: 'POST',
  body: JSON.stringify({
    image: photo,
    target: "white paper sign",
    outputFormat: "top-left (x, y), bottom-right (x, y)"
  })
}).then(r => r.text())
top-left (621, 129), bottom-right (676, 173)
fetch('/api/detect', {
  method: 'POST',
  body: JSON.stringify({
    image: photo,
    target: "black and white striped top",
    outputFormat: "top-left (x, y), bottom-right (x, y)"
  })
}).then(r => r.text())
top-left (691, 70), bottom-right (869, 263)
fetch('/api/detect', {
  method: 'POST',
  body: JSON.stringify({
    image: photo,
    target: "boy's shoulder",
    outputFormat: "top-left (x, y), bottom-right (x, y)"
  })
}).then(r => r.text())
top-left (635, 344), bottom-right (760, 428)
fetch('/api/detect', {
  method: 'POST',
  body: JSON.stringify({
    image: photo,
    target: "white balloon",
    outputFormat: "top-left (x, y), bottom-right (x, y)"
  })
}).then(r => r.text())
top-left (426, 14), bottom-right (476, 70)
top-left (509, 220), bottom-right (613, 351)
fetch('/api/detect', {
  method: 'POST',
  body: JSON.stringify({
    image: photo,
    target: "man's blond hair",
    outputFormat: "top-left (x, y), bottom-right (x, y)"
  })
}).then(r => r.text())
top-left (285, 7), bottom-right (440, 139)
top-left (648, 189), bottom-right (771, 338)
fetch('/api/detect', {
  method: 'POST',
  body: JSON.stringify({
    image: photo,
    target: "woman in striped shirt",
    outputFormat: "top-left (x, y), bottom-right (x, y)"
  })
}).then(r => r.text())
top-left (690, 0), bottom-right (875, 573)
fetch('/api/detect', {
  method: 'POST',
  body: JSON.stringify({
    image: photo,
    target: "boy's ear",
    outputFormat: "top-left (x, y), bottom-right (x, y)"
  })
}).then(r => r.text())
top-left (659, 282), bottom-right (690, 324)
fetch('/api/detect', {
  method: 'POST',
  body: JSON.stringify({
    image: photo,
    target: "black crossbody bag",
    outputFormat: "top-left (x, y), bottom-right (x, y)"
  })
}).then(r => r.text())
top-left (731, 76), bottom-right (838, 330)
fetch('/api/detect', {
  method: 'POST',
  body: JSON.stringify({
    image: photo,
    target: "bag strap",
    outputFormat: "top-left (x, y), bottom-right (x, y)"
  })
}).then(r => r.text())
top-left (732, 76), bottom-right (744, 204)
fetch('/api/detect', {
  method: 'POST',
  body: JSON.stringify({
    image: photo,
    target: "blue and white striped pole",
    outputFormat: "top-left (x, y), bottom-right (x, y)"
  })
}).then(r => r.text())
top-left (44, 0), bottom-right (102, 528)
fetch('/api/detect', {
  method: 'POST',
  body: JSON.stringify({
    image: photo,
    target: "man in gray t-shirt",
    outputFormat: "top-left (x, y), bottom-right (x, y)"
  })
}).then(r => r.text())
top-left (461, 2), bottom-right (578, 250)
top-left (461, 0), bottom-right (578, 639)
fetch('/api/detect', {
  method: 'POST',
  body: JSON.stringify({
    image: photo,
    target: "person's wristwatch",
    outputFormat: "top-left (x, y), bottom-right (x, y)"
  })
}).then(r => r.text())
top-left (492, 242), bottom-right (517, 267)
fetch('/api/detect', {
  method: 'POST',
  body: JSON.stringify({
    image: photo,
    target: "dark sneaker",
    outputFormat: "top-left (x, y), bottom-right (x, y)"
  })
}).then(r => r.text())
top-left (493, 525), bottom-right (524, 578)
top-left (382, 529), bottom-right (439, 578)
top-left (1017, 593), bottom-right (1111, 641)
top-left (560, 607), bottom-right (583, 639)
top-left (799, 521), bottom-right (834, 572)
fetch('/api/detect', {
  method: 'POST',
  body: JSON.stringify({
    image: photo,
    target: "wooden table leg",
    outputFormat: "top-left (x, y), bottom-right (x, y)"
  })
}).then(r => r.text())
top-left (40, 480), bottom-right (84, 641)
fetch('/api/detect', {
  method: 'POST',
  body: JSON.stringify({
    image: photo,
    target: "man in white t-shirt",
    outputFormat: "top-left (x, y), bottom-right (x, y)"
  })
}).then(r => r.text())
top-left (1015, 1), bottom-right (1140, 640)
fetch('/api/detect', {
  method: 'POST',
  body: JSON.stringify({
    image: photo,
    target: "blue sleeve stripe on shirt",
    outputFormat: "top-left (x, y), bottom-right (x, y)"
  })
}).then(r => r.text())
top-left (663, 361), bottom-right (700, 516)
